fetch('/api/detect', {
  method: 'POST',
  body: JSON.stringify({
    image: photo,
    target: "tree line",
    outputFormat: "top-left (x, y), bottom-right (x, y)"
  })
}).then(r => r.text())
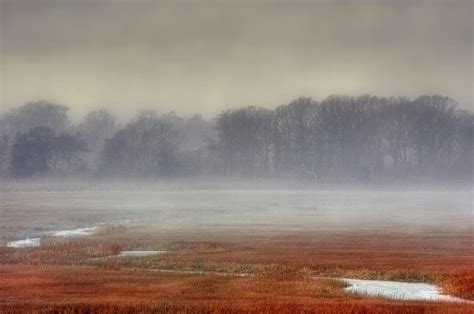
top-left (0, 95), bottom-right (472, 183)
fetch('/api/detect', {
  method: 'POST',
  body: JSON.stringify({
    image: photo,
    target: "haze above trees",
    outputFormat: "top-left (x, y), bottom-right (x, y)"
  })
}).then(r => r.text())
top-left (0, 95), bottom-right (472, 183)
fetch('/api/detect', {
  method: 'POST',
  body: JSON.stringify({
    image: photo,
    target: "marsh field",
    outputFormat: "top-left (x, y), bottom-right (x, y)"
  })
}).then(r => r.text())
top-left (0, 181), bottom-right (473, 313)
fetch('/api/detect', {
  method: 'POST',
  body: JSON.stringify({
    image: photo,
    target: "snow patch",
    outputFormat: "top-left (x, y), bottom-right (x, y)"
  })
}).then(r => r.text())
top-left (7, 238), bottom-right (41, 248)
top-left (49, 227), bottom-right (97, 237)
top-left (343, 278), bottom-right (468, 302)
top-left (6, 226), bottom-right (98, 249)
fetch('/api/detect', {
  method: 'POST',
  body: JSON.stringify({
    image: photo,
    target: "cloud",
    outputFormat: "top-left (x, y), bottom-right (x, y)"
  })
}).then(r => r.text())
top-left (1, 0), bottom-right (472, 118)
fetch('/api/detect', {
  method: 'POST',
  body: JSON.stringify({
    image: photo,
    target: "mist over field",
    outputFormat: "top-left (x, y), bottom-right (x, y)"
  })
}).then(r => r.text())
top-left (1, 188), bottom-right (472, 239)
top-left (1, 93), bottom-right (472, 246)
top-left (1, 1), bottom-right (473, 312)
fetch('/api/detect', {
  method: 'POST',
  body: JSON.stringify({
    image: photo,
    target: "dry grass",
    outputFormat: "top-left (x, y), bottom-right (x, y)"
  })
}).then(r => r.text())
top-left (441, 268), bottom-right (474, 299)
top-left (3, 302), bottom-right (472, 314)
top-left (0, 265), bottom-right (472, 313)
top-left (1, 229), bottom-right (473, 313)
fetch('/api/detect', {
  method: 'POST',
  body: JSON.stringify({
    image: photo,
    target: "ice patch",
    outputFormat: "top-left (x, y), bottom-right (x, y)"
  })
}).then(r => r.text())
top-left (7, 238), bottom-right (41, 248)
top-left (49, 227), bottom-right (97, 237)
top-left (119, 250), bottom-right (168, 257)
top-left (5, 225), bottom-right (105, 249)
top-left (343, 278), bottom-right (468, 302)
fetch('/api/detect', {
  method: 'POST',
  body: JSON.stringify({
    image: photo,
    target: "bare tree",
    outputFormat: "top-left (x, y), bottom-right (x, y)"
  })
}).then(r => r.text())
top-left (274, 97), bottom-right (318, 177)
top-left (100, 111), bottom-right (181, 176)
top-left (77, 109), bottom-right (117, 170)
top-left (3, 101), bottom-right (70, 136)
top-left (411, 95), bottom-right (458, 175)
top-left (10, 127), bottom-right (85, 177)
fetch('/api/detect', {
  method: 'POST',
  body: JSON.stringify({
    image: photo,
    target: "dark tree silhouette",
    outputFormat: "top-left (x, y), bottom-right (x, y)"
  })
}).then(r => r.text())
top-left (100, 111), bottom-right (181, 176)
top-left (11, 127), bottom-right (55, 177)
top-left (2, 96), bottom-right (472, 182)
top-left (77, 109), bottom-right (117, 169)
top-left (10, 127), bottom-right (86, 177)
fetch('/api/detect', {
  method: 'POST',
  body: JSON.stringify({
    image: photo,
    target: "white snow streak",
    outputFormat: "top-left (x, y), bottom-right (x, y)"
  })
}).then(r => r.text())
top-left (343, 278), bottom-right (468, 302)
top-left (49, 227), bottom-right (97, 237)
top-left (6, 238), bottom-right (41, 248)
top-left (6, 226), bottom-right (97, 249)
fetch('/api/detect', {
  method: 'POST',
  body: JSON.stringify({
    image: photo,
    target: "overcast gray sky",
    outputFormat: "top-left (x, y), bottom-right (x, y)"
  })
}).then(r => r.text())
top-left (1, 0), bottom-right (472, 118)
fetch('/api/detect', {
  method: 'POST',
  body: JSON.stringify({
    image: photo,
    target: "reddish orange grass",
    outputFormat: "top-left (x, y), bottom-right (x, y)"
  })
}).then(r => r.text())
top-left (1, 230), bottom-right (473, 313)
